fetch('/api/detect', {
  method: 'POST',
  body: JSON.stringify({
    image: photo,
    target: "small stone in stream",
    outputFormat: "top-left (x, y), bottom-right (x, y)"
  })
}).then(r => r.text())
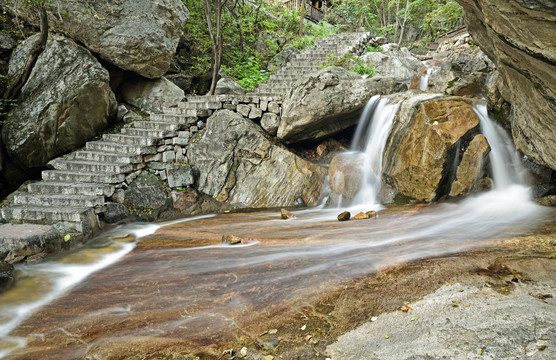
top-left (354, 212), bottom-right (369, 220)
top-left (241, 237), bottom-right (256, 244)
top-left (338, 211), bottom-right (351, 221)
top-left (281, 208), bottom-right (294, 219)
top-left (366, 210), bottom-right (377, 218)
top-left (222, 235), bottom-right (241, 244)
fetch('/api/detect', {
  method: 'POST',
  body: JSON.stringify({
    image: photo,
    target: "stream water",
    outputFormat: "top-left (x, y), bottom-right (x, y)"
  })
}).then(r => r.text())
top-left (0, 99), bottom-right (552, 359)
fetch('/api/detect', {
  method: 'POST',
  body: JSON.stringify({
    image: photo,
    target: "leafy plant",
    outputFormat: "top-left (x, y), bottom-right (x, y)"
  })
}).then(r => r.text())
top-left (367, 45), bottom-right (383, 52)
top-left (350, 63), bottom-right (377, 76)
top-left (222, 56), bottom-right (269, 91)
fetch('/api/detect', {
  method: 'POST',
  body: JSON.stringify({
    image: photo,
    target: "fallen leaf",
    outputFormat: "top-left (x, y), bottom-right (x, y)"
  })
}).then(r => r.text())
top-left (305, 335), bottom-right (312, 341)
top-left (301, 324), bottom-right (306, 331)
top-left (401, 305), bottom-right (413, 312)
top-left (64, 234), bottom-right (71, 242)
top-left (370, 316), bottom-right (378, 322)
top-left (410, 316), bottom-right (419, 321)
top-left (537, 345), bottom-right (547, 350)
top-left (452, 300), bottom-right (461, 304)
top-left (268, 329), bottom-right (278, 334)
top-left (384, 334), bottom-right (389, 339)
top-left (477, 348), bottom-right (484, 355)
top-left (240, 347), bottom-right (248, 356)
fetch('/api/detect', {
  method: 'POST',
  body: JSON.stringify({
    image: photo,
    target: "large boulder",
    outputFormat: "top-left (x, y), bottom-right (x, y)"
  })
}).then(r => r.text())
top-left (2, 34), bottom-right (116, 169)
top-left (119, 76), bottom-right (184, 112)
top-left (449, 134), bottom-right (491, 197)
top-left (123, 171), bottom-right (171, 222)
top-left (428, 50), bottom-right (493, 97)
top-left (214, 77), bottom-right (246, 95)
top-left (278, 66), bottom-right (408, 143)
top-left (382, 93), bottom-right (484, 202)
top-left (187, 110), bottom-right (326, 208)
top-left (361, 43), bottom-right (424, 79)
top-left (455, 0), bottom-right (556, 171)
top-left (0, 0), bottom-right (189, 78)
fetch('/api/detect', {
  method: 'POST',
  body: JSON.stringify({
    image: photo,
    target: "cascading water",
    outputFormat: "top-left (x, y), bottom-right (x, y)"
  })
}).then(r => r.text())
top-left (347, 95), bottom-right (400, 209)
top-left (418, 67), bottom-right (433, 91)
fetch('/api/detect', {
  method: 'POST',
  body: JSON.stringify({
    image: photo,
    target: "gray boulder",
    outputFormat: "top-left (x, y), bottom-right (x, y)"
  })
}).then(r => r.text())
top-left (0, 0), bottom-right (189, 78)
top-left (123, 171), bottom-right (171, 222)
top-left (214, 77), bottom-right (246, 95)
top-left (187, 110), bottom-right (326, 208)
top-left (2, 34), bottom-right (116, 169)
top-left (361, 43), bottom-right (424, 79)
top-left (278, 66), bottom-right (408, 143)
top-left (0, 32), bottom-right (16, 54)
top-left (120, 76), bottom-right (184, 112)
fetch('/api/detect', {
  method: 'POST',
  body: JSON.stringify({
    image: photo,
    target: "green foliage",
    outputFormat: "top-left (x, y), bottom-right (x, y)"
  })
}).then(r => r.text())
top-left (367, 45), bottom-right (383, 52)
top-left (222, 56), bottom-right (269, 91)
top-left (351, 63), bottom-right (377, 77)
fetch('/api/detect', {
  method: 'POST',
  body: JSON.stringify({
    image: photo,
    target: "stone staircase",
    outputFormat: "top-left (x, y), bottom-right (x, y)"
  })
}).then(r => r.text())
top-left (252, 32), bottom-right (372, 96)
top-left (0, 32), bottom-right (373, 233)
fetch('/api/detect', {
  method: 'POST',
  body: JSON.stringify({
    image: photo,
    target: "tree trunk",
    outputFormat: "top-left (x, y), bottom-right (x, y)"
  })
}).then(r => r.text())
top-left (398, 0), bottom-right (410, 45)
top-left (3, 5), bottom-right (48, 101)
top-left (203, 0), bottom-right (228, 95)
top-left (299, 0), bottom-right (306, 37)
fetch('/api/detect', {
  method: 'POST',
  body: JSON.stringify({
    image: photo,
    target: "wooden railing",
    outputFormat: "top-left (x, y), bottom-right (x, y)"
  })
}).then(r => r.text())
top-left (283, 0), bottom-right (325, 23)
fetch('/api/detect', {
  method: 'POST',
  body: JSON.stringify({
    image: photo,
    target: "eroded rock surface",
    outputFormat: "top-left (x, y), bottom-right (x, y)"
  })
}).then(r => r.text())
top-left (187, 110), bottom-right (325, 208)
top-left (2, 34), bottom-right (116, 169)
top-left (361, 43), bottom-right (424, 79)
top-left (455, 0), bottom-right (556, 171)
top-left (383, 93), bottom-right (482, 202)
top-left (278, 67), bottom-right (407, 143)
top-left (0, 0), bottom-right (189, 78)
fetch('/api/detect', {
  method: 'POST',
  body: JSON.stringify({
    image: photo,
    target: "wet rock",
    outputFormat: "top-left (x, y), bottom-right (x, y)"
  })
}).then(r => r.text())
top-left (172, 189), bottom-right (198, 212)
top-left (99, 202), bottom-right (131, 224)
top-left (281, 208), bottom-right (294, 219)
top-left (450, 134), bottom-right (491, 197)
top-left (354, 212), bottom-right (369, 220)
top-left (278, 66), bottom-right (407, 143)
top-left (0, 0), bottom-right (189, 78)
top-left (337, 211), bottom-right (351, 221)
top-left (215, 77), bottom-right (246, 95)
top-left (3, 34), bottom-right (116, 169)
top-left (0, 261), bottom-right (15, 292)
top-left (167, 166), bottom-right (194, 188)
top-left (455, 0), bottom-right (556, 172)
top-left (187, 110), bottom-right (326, 208)
top-left (123, 171), bottom-right (171, 221)
top-left (329, 152), bottom-right (364, 203)
top-left (366, 210), bottom-right (377, 218)
top-left (120, 76), bottom-right (184, 112)
top-left (383, 93), bottom-right (481, 202)
top-left (222, 234), bottom-right (241, 244)
top-left (537, 195), bottom-right (556, 207)
top-left (361, 43), bottom-right (424, 79)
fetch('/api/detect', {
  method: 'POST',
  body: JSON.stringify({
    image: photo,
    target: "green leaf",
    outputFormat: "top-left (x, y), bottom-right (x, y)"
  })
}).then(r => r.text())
top-left (410, 316), bottom-right (419, 321)
top-left (64, 234), bottom-right (71, 242)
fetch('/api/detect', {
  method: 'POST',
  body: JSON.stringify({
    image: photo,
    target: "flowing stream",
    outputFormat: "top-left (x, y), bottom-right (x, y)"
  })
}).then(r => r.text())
top-left (0, 99), bottom-right (552, 359)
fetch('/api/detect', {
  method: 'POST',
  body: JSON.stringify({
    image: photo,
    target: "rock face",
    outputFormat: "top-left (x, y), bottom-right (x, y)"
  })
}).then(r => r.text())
top-left (428, 50), bottom-right (493, 97)
top-left (449, 134), bottom-right (491, 197)
top-left (455, 0), bottom-right (556, 171)
top-left (2, 34), bottom-right (116, 169)
top-left (187, 110), bottom-right (326, 208)
top-left (383, 93), bottom-right (483, 202)
top-left (361, 43), bottom-right (424, 79)
top-left (0, 0), bottom-right (189, 78)
top-left (278, 67), bottom-right (408, 143)
top-left (123, 171), bottom-right (171, 222)
top-left (120, 76), bottom-right (184, 112)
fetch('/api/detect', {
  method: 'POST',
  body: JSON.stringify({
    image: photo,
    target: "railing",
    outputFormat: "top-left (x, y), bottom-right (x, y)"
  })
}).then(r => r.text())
top-left (283, 0), bottom-right (325, 23)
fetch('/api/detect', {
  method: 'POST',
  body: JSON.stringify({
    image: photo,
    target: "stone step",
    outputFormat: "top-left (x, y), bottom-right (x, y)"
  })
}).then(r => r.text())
top-left (72, 151), bottom-right (141, 164)
top-left (0, 205), bottom-right (93, 224)
top-left (135, 120), bottom-right (184, 130)
top-left (28, 181), bottom-right (115, 197)
top-left (269, 74), bottom-right (300, 81)
top-left (187, 95), bottom-right (235, 103)
top-left (102, 134), bottom-right (161, 146)
top-left (51, 159), bottom-right (133, 174)
top-left (122, 127), bottom-right (175, 138)
top-left (176, 101), bottom-right (223, 110)
top-left (275, 69), bottom-right (320, 76)
top-left (42, 170), bottom-right (125, 184)
top-left (86, 141), bottom-right (157, 156)
top-left (14, 194), bottom-right (105, 208)
top-left (163, 107), bottom-right (212, 117)
top-left (149, 114), bottom-right (199, 124)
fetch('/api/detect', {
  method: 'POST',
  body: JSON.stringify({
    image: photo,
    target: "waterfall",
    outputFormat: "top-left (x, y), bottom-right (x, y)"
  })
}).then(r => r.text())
top-left (348, 96), bottom-right (400, 209)
top-left (474, 103), bottom-right (527, 189)
top-left (418, 67), bottom-right (433, 91)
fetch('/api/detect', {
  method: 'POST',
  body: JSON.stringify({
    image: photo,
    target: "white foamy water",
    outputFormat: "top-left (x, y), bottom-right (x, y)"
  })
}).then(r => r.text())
top-left (418, 67), bottom-right (433, 91)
